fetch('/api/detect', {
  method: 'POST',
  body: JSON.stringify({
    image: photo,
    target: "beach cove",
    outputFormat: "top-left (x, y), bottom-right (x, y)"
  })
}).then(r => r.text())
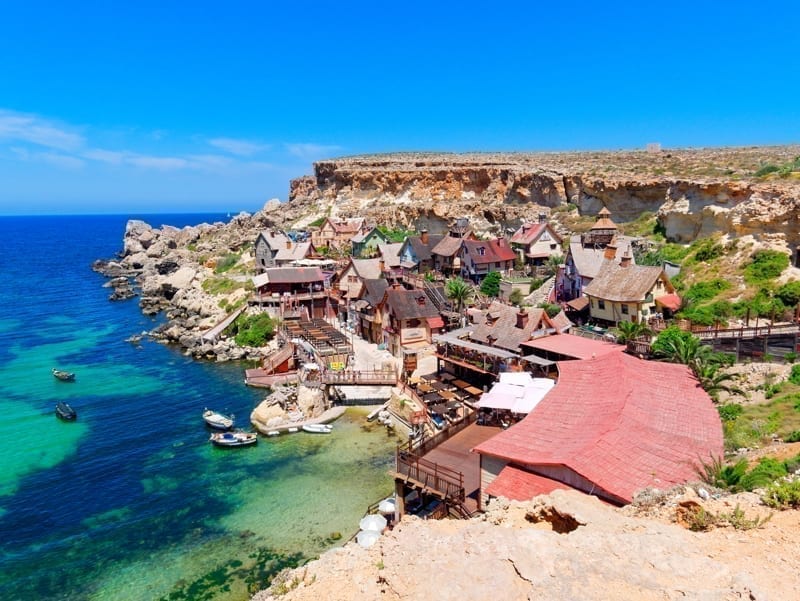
top-left (0, 214), bottom-right (397, 600)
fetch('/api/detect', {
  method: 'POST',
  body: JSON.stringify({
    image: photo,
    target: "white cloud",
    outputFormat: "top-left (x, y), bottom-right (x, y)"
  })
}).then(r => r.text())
top-left (82, 148), bottom-right (126, 164)
top-left (126, 156), bottom-right (190, 170)
top-left (209, 137), bottom-right (270, 157)
top-left (0, 109), bottom-right (84, 151)
top-left (284, 142), bottom-right (342, 160)
top-left (10, 146), bottom-right (84, 169)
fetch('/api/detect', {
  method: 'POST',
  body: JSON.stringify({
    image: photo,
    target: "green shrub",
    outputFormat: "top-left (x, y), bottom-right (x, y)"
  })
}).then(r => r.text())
top-left (790, 365), bottom-right (800, 386)
top-left (202, 277), bottom-right (241, 295)
top-left (740, 457), bottom-right (788, 491)
top-left (784, 352), bottom-right (798, 364)
top-left (744, 250), bottom-right (789, 284)
top-left (684, 279), bottom-right (731, 303)
top-left (691, 238), bottom-right (725, 263)
top-left (214, 253), bottom-right (240, 274)
top-left (776, 281), bottom-right (800, 307)
top-left (762, 479), bottom-right (800, 508)
top-left (784, 431), bottom-right (800, 443)
top-left (754, 164), bottom-right (780, 177)
top-left (538, 302), bottom-right (562, 318)
top-left (718, 403), bottom-right (743, 422)
top-left (231, 313), bottom-right (275, 347)
top-left (308, 216), bottom-right (327, 228)
top-left (528, 278), bottom-right (544, 293)
top-left (480, 272), bottom-right (501, 297)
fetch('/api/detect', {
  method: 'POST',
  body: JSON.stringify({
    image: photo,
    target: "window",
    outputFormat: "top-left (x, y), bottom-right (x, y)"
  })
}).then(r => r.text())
top-left (541, 232), bottom-right (551, 241)
top-left (621, 304), bottom-right (629, 315)
top-left (348, 275), bottom-right (358, 283)
top-left (478, 247), bottom-right (485, 256)
top-left (550, 244), bottom-right (557, 250)
top-left (598, 300), bottom-right (605, 310)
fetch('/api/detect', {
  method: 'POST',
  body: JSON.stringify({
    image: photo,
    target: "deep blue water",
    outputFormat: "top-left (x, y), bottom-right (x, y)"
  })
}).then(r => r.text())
top-left (0, 215), bottom-right (395, 600)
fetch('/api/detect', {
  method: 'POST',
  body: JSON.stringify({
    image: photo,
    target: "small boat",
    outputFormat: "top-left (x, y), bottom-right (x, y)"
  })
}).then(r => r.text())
top-left (52, 368), bottom-right (76, 382)
top-left (209, 430), bottom-right (257, 447)
top-left (267, 430), bottom-right (280, 437)
top-left (55, 401), bottom-right (77, 421)
top-left (202, 409), bottom-right (234, 430)
top-left (302, 423), bottom-right (333, 434)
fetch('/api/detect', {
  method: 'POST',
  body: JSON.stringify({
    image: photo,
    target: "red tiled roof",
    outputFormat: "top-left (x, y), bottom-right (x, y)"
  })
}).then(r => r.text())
top-left (520, 333), bottom-right (624, 360)
top-left (474, 353), bottom-right (724, 503)
top-left (485, 466), bottom-right (572, 501)
top-left (462, 238), bottom-right (517, 264)
top-left (656, 293), bottom-right (682, 311)
top-left (509, 222), bottom-right (562, 246)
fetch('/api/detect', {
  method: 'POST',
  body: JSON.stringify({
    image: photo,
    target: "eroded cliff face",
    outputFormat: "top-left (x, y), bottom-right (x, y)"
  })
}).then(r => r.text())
top-left (286, 149), bottom-right (800, 251)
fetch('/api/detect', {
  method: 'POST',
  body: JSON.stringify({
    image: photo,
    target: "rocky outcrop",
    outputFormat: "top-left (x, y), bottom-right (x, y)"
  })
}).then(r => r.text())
top-left (286, 149), bottom-right (800, 252)
top-left (95, 211), bottom-right (280, 362)
top-left (252, 487), bottom-right (800, 601)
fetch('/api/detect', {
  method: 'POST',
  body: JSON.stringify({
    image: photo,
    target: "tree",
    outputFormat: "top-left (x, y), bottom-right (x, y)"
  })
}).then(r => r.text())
top-left (480, 271), bottom-right (501, 297)
top-left (651, 327), bottom-right (708, 367)
top-left (445, 276), bottom-right (474, 313)
top-left (509, 288), bottom-right (524, 307)
top-left (545, 254), bottom-right (564, 277)
top-left (614, 320), bottom-right (653, 344)
top-left (693, 361), bottom-right (744, 402)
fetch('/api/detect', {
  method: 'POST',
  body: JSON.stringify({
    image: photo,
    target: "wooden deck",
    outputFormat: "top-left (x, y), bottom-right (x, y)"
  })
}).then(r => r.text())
top-left (420, 423), bottom-right (502, 512)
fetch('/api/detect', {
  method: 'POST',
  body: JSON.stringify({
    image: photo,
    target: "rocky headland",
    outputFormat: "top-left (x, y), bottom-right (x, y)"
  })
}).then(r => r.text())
top-left (252, 486), bottom-right (800, 601)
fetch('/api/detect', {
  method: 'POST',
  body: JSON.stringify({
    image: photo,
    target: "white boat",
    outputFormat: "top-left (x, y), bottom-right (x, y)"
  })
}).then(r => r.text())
top-left (267, 430), bottom-right (280, 437)
top-left (302, 423), bottom-right (333, 434)
top-left (203, 409), bottom-right (234, 430)
top-left (209, 430), bottom-right (257, 447)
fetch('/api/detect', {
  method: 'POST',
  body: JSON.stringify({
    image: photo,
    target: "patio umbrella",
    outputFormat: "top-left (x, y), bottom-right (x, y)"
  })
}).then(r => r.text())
top-left (359, 513), bottom-right (388, 532)
top-left (378, 497), bottom-right (396, 514)
top-left (356, 529), bottom-right (381, 548)
top-left (430, 403), bottom-right (448, 414)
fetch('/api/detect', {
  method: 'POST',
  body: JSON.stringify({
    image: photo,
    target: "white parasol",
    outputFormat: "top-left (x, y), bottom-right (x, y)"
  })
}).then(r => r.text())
top-left (378, 497), bottom-right (396, 514)
top-left (359, 513), bottom-right (387, 532)
top-left (356, 529), bottom-right (380, 548)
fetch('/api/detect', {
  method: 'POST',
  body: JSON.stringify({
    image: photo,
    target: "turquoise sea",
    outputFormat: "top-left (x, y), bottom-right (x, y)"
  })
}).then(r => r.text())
top-left (0, 215), bottom-right (397, 600)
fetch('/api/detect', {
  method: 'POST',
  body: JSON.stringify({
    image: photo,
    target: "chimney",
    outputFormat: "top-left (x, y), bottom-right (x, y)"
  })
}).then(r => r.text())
top-left (620, 249), bottom-right (632, 268)
top-left (603, 240), bottom-right (618, 261)
top-left (516, 308), bottom-right (529, 329)
top-left (379, 258), bottom-right (385, 273)
top-left (416, 295), bottom-right (426, 306)
top-left (286, 240), bottom-right (292, 249)
top-left (420, 229), bottom-right (429, 245)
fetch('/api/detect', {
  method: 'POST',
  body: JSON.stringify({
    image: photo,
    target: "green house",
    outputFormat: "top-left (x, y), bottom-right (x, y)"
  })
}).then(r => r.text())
top-left (351, 227), bottom-right (388, 258)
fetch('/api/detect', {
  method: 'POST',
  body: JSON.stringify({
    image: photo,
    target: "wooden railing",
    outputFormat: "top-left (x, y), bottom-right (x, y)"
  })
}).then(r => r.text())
top-left (317, 368), bottom-right (398, 386)
top-left (410, 411), bottom-right (478, 456)
top-left (692, 323), bottom-right (799, 340)
top-left (395, 446), bottom-right (465, 503)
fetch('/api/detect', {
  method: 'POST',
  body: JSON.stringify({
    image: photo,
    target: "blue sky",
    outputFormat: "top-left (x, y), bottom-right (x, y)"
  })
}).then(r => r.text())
top-left (0, 1), bottom-right (797, 215)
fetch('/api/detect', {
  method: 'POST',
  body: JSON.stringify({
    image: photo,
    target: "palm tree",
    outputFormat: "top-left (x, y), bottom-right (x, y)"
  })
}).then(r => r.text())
top-left (445, 276), bottom-right (474, 314)
top-left (693, 360), bottom-right (744, 402)
top-left (545, 254), bottom-right (564, 277)
top-left (614, 320), bottom-right (653, 344)
top-left (653, 331), bottom-right (713, 368)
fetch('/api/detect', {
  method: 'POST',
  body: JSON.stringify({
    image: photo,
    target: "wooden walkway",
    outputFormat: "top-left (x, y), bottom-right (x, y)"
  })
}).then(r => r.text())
top-left (693, 323), bottom-right (799, 340)
top-left (316, 369), bottom-right (398, 386)
top-left (245, 370), bottom-right (299, 388)
top-left (421, 423), bottom-right (502, 513)
top-left (201, 305), bottom-right (246, 342)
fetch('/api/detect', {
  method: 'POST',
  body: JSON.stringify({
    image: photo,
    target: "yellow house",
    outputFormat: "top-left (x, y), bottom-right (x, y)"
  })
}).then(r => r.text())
top-left (583, 251), bottom-right (679, 324)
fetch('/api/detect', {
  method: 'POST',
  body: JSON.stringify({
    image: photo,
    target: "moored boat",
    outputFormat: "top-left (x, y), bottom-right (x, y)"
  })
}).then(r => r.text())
top-left (52, 368), bottom-right (76, 382)
top-left (209, 430), bottom-right (257, 447)
top-left (202, 409), bottom-right (234, 430)
top-left (302, 423), bottom-right (333, 434)
top-left (55, 401), bottom-right (77, 421)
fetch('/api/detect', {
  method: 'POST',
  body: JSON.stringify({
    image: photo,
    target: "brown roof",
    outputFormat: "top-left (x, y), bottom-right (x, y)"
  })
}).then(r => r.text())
top-left (590, 208), bottom-right (618, 231)
top-left (274, 241), bottom-right (313, 262)
top-left (259, 267), bottom-right (325, 284)
top-left (567, 235), bottom-right (635, 280)
top-left (362, 278), bottom-right (390, 306)
top-left (377, 242), bottom-right (403, 268)
top-left (583, 261), bottom-right (666, 302)
top-left (470, 301), bottom-right (554, 353)
top-left (405, 234), bottom-right (445, 262)
top-left (385, 289), bottom-right (441, 320)
top-left (328, 217), bottom-right (365, 234)
top-left (431, 235), bottom-right (465, 258)
top-left (351, 258), bottom-right (383, 279)
top-left (462, 238), bottom-right (517, 265)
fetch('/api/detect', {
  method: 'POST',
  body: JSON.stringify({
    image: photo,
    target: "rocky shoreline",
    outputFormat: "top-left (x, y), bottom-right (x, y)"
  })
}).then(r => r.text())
top-left (93, 207), bottom-right (285, 362)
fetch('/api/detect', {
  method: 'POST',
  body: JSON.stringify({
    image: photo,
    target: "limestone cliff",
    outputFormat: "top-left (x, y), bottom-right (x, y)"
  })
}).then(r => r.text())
top-left (285, 148), bottom-right (800, 252)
